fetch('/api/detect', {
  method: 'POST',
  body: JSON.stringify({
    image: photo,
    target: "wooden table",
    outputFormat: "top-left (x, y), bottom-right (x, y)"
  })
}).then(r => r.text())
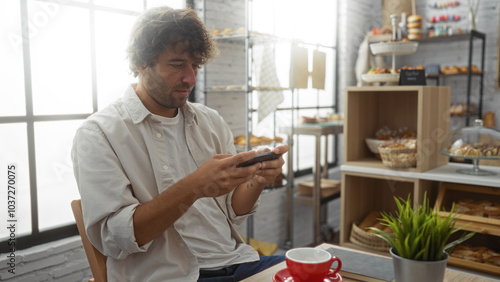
top-left (241, 243), bottom-right (498, 282)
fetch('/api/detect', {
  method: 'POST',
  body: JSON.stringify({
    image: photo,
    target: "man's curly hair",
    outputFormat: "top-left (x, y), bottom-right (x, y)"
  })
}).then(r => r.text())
top-left (127, 7), bottom-right (219, 77)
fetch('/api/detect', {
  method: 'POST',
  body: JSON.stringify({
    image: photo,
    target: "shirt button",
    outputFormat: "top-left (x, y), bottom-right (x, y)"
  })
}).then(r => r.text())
top-left (163, 165), bottom-right (168, 170)
top-left (156, 133), bottom-right (162, 138)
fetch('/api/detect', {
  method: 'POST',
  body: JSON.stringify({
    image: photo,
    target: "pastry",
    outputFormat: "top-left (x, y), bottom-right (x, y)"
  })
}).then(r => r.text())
top-left (485, 256), bottom-right (500, 266)
top-left (408, 28), bottom-right (423, 35)
top-left (407, 21), bottom-right (422, 29)
top-left (441, 65), bottom-right (460, 74)
top-left (407, 15), bottom-right (423, 40)
top-left (464, 209), bottom-right (485, 216)
top-left (407, 15), bottom-right (423, 23)
top-left (407, 33), bottom-right (422, 40)
top-left (222, 28), bottom-right (233, 35)
top-left (358, 211), bottom-right (380, 230)
top-left (485, 205), bottom-right (500, 216)
top-left (235, 27), bottom-right (245, 34)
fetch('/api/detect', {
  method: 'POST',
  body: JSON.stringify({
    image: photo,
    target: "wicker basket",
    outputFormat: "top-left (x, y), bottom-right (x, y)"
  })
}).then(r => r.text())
top-left (349, 222), bottom-right (390, 252)
top-left (378, 145), bottom-right (417, 168)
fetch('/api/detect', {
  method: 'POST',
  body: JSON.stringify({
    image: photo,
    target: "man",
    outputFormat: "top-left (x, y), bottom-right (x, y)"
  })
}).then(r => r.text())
top-left (71, 6), bottom-right (288, 282)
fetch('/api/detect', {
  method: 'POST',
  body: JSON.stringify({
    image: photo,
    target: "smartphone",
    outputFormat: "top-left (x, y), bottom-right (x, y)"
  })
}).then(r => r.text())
top-left (236, 151), bottom-right (282, 168)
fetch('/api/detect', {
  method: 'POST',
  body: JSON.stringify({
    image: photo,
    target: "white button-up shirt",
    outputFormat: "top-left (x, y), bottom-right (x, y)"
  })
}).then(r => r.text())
top-left (71, 84), bottom-right (259, 281)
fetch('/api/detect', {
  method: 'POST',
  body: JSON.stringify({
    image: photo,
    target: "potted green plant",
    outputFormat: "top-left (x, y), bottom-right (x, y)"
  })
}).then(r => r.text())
top-left (369, 192), bottom-right (474, 282)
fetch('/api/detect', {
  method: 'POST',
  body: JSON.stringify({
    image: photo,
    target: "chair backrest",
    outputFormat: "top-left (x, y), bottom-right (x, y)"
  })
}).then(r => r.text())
top-left (71, 199), bottom-right (108, 282)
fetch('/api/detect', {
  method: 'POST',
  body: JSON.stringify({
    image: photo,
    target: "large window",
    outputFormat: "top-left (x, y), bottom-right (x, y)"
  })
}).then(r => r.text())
top-left (0, 0), bottom-right (185, 252)
top-left (250, 0), bottom-right (339, 174)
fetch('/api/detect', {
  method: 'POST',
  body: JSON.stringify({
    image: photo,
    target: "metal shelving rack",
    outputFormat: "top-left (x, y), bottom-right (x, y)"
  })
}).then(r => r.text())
top-left (201, 0), bottom-right (339, 249)
top-left (201, 0), bottom-right (291, 243)
top-left (422, 30), bottom-right (486, 126)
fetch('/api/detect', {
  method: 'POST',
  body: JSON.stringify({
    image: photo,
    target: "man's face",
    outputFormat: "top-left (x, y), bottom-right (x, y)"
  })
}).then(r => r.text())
top-left (141, 42), bottom-right (200, 109)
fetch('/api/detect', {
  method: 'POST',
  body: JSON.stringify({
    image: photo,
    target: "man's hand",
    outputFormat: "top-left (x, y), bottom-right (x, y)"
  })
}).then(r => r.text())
top-left (253, 144), bottom-right (288, 186)
top-left (190, 150), bottom-right (263, 198)
top-left (231, 144), bottom-right (289, 216)
top-left (133, 150), bottom-right (264, 246)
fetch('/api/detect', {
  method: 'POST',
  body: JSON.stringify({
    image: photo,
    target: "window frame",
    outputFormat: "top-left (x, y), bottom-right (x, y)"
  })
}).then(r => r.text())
top-left (0, 0), bottom-right (189, 252)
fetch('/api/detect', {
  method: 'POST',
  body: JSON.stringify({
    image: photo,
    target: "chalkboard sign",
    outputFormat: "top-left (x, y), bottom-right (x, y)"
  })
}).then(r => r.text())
top-left (399, 69), bottom-right (426, 85)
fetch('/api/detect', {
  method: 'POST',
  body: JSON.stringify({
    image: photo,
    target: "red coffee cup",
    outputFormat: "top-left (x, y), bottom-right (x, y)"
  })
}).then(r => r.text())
top-left (285, 247), bottom-right (342, 282)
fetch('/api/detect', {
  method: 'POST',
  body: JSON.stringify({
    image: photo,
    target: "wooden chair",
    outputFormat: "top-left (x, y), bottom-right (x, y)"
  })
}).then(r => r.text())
top-left (71, 199), bottom-right (108, 282)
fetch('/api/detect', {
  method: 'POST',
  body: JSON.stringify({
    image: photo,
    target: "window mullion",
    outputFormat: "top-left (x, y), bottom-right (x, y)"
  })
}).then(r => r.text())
top-left (20, 0), bottom-right (40, 236)
top-left (89, 4), bottom-right (98, 113)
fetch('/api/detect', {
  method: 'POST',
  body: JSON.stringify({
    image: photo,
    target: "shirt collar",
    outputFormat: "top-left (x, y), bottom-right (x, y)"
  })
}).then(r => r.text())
top-left (123, 84), bottom-right (197, 125)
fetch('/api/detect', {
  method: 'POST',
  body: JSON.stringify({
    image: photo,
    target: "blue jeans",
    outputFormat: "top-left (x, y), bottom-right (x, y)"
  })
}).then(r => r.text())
top-left (197, 255), bottom-right (286, 282)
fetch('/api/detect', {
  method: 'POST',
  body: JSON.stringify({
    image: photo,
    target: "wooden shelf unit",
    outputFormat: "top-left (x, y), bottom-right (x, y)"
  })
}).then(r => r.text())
top-left (344, 86), bottom-right (451, 173)
top-left (340, 85), bottom-right (500, 275)
top-left (340, 164), bottom-right (500, 275)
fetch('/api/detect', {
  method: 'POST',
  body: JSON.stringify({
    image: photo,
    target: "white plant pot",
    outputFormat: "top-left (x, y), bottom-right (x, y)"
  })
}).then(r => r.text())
top-left (390, 248), bottom-right (449, 282)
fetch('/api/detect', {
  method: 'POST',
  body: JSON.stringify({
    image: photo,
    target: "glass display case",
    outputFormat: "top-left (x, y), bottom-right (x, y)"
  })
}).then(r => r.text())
top-left (440, 119), bottom-right (500, 176)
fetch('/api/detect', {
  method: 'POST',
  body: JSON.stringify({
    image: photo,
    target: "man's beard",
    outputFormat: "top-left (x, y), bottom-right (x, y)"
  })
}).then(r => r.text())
top-left (143, 68), bottom-right (192, 109)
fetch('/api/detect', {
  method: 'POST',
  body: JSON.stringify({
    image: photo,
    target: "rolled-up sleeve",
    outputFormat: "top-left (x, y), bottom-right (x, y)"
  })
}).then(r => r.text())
top-left (224, 192), bottom-right (259, 227)
top-left (72, 125), bottom-right (151, 259)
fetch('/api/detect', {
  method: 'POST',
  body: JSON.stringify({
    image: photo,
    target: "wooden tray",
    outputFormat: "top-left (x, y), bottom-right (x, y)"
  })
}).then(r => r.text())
top-left (448, 256), bottom-right (500, 276)
top-left (297, 178), bottom-right (340, 198)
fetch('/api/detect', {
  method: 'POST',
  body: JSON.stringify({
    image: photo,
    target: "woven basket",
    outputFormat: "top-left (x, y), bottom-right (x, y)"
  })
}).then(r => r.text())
top-left (349, 222), bottom-right (390, 252)
top-left (378, 145), bottom-right (417, 168)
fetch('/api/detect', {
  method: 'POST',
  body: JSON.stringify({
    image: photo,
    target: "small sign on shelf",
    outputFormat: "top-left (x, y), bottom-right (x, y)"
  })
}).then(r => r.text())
top-left (399, 69), bottom-right (426, 85)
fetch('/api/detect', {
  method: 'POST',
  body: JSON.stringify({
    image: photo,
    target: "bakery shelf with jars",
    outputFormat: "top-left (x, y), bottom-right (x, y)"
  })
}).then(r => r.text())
top-left (343, 85), bottom-right (450, 173)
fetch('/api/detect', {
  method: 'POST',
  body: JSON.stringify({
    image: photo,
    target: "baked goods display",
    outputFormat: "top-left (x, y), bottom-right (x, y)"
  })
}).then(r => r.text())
top-left (212, 27), bottom-right (246, 37)
top-left (441, 119), bottom-right (500, 161)
top-left (445, 136), bottom-right (500, 158)
top-left (451, 244), bottom-right (500, 267)
top-left (374, 126), bottom-right (416, 140)
top-left (448, 140), bottom-right (500, 158)
top-left (366, 65), bottom-right (424, 75)
top-left (378, 139), bottom-right (418, 168)
top-left (233, 134), bottom-right (283, 147)
top-left (450, 103), bottom-right (476, 116)
top-left (441, 65), bottom-right (481, 75)
top-left (368, 126), bottom-right (417, 163)
top-left (407, 15), bottom-right (423, 40)
top-left (369, 40), bottom-right (419, 56)
top-left (349, 211), bottom-right (391, 252)
top-left (453, 199), bottom-right (500, 219)
top-left (301, 113), bottom-right (343, 124)
top-left (365, 33), bottom-right (419, 84)
top-left (211, 85), bottom-right (289, 91)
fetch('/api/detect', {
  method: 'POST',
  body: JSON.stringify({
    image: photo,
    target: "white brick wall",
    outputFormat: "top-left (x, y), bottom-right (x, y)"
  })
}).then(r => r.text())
top-left (0, 236), bottom-right (92, 282)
